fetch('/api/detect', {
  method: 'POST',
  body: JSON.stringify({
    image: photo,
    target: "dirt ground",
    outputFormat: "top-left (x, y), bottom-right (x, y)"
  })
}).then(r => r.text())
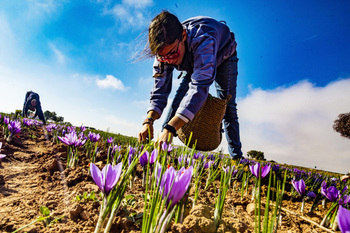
top-left (0, 126), bottom-right (339, 233)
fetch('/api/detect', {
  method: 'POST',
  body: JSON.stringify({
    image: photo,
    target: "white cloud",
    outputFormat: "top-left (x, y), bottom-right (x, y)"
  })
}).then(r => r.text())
top-left (96, 75), bottom-right (126, 91)
top-left (49, 42), bottom-right (66, 64)
top-left (108, 0), bottom-right (153, 32)
top-left (104, 115), bottom-right (140, 137)
top-left (122, 0), bottom-right (153, 8)
top-left (235, 78), bottom-right (350, 174)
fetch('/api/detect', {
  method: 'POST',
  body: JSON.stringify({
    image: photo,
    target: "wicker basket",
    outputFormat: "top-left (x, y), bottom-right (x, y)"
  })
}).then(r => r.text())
top-left (177, 94), bottom-right (231, 151)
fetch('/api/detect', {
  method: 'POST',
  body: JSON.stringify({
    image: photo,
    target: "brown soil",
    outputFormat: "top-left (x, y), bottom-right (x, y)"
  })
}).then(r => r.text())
top-left (0, 126), bottom-right (339, 233)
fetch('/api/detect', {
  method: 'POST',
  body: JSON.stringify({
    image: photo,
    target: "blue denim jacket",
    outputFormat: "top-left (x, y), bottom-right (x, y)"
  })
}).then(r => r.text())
top-left (148, 16), bottom-right (237, 121)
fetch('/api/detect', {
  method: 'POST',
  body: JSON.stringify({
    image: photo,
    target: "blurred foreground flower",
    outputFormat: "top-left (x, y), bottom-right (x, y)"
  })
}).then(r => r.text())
top-left (337, 205), bottom-right (350, 233)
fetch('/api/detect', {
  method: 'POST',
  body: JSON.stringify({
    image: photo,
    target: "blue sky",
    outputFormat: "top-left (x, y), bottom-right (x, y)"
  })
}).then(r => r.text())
top-left (1, 0), bottom-right (350, 173)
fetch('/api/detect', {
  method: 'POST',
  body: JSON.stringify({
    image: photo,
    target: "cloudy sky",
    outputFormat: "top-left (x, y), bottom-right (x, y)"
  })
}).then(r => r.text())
top-left (1, 0), bottom-right (350, 174)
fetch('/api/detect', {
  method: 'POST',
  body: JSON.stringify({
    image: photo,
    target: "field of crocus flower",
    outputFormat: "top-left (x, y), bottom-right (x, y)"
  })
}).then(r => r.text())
top-left (0, 114), bottom-right (349, 233)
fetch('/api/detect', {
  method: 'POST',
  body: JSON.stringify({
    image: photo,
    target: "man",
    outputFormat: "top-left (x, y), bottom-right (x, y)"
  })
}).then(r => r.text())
top-left (22, 91), bottom-right (46, 125)
top-left (138, 11), bottom-right (242, 158)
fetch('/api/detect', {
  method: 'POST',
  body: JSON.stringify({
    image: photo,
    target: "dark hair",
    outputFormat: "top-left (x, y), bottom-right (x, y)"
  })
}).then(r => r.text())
top-left (148, 11), bottom-right (183, 55)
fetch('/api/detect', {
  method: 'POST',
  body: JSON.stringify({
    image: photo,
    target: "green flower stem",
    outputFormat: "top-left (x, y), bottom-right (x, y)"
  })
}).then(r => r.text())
top-left (262, 167), bottom-right (272, 233)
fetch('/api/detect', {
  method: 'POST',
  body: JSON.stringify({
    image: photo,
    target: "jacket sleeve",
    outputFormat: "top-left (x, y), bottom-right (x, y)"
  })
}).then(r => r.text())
top-left (176, 35), bottom-right (217, 120)
top-left (147, 59), bottom-right (174, 117)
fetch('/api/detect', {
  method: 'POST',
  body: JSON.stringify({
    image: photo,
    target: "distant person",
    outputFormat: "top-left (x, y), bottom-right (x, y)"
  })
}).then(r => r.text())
top-left (22, 91), bottom-right (46, 125)
top-left (138, 11), bottom-right (242, 159)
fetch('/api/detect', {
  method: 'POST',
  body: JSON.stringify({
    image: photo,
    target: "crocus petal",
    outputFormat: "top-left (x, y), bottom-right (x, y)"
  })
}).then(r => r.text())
top-left (162, 166), bottom-right (176, 199)
top-left (261, 164), bottom-right (271, 178)
top-left (307, 191), bottom-right (316, 199)
top-left (150, 149), bottom-right (158, 164)
top-left (139, 151), bottom-right (149, 167)
top-left (162, 142), bottom-right (168, 151)
top-left (326, 186), bottom-right (340, 202)
top-left (337, 205), bottom-right (350, 233)
top-left (104, 163), bottom-right (123, 194)
top-left (90, 163), bottom-right (104, 192)
top-left (249, 163), bottom-right (261, 178)
top-left (0, 154), bottom-right (6, 159)
top-left (292, 179), bottom-right (306, 196)
top-left (169, 166), bottom-right (193, 207)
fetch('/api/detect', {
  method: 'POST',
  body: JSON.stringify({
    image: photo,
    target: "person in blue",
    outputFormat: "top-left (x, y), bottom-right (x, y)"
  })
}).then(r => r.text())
top-left (22, 91), bottom-right (46, 125)
top-left (138, 11), bottom-right (242, 159)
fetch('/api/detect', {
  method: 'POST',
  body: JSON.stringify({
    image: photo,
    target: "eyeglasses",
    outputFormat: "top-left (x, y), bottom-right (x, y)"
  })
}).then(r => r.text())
top-left (156, 40), bottom-right (181, 63)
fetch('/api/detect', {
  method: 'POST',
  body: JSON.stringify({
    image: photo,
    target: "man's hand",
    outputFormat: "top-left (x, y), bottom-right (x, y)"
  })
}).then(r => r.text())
top-left (138, 124), bottom-right (154, 143)
top-left (156, 128), bottom-right (173, 150)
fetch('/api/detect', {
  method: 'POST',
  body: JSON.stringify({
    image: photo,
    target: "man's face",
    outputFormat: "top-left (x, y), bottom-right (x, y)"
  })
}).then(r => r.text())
top-left (156, 30), bottom-right (187, 65)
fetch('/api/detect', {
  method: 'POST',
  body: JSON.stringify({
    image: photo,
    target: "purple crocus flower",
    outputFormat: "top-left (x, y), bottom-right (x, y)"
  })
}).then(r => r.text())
top-left (80, 126), bottom-right (86, 132)
top-left (149, 149), bottom-right (158, 164)
top-left (161, 142), bottom-right (173, 152)
top-left (58, 131), bottom-right (87, 147)
top-left (187, 158), bottom-right (195, 166)
top-left (139, 151), bottom-right (149, 167)
top-left (45, 123), bottom-right (57, 132)
top-left (88, 132), bottom-right (101, 142)
top-left (321, 182), bottom-right (340, 202)
top-left (178, 155), bottom-right (186, 165)
top-left (204, 160), bottom-right (214, 169)
top-left (4, 116), bottom-right (10, 125)
top-left (272, 164), bottom-right (280, 172)
top-left (90, 162), bottom-right (122, 195)
top-left (232, 166), bottom-right (238, 177)
top-left (249, 163), bottom-right (271, 178)
top-left (337, 205), bottom-right (350, 233)
top-left (292, 179), bottom-right (306, 196)
top-left (22, 118), bottom-right (33, 126)
top-left (158, 165), bottom-right (193, 208)
top-left (8, 120), bottom-right (21, 134)
top-left (107, 137), bottom-right (114, 144)
top-left (208, 154), bottom-right (215, 160)
top-left (307, 191), bottom-right (316, 199)
top-left (67, 126), bottom-right (76, 133)
top-left (339, 195), bottom-right (350, 206)
top-left (193, 152), bottom-right (202, 160)
top-left (112, 145), bottom-right (121, 154)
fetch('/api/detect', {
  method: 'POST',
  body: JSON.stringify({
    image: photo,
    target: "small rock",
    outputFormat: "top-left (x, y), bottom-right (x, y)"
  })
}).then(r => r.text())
top-left (69, 203), bottom-right (82, 221)
top-left (183, 215), bottom-right (216, 233)
top-left (246, 203), bottom-right (265, 215)
top-left (171, 223), bottom-right (188, 233)
top-left (43, 158), bottom-right (60, 174)
top-left (189, 204), bottom-right (213, 219)
top-left (80, 210), bottom-right (90, 221)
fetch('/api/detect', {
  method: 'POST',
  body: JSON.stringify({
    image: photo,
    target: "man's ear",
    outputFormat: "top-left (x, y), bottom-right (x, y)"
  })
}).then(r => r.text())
top-left (182, 29), bottom-right (187, 40)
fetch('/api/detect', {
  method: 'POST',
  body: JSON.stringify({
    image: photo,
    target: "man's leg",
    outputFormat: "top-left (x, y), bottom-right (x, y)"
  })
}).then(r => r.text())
top-left (215, 52), bottom-right (243, 159)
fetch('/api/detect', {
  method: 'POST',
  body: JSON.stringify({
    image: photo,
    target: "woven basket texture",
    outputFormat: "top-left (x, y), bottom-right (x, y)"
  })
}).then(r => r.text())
top-left (177, 94), bottom-right (230, 151)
